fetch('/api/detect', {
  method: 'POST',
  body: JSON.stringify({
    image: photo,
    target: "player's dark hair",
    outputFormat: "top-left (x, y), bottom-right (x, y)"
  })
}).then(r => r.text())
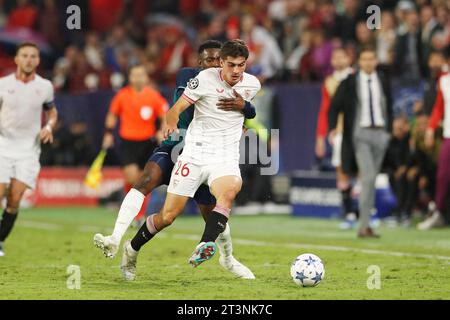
top-left (198, 40), bottom-right (222, 55)
top-left (357, 45), bottom-right (376, 58)
top-left (16, 42), bottom-right (40, 55)
top-left (220, 39), bottom-right (249, 60)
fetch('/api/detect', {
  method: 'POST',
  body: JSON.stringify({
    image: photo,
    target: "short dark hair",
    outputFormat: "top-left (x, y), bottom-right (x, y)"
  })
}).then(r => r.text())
top-left (16, 42), bottom-right (40, 55)
top-left (198, 40), bottom-right (222, 55)
top-left (357, 45), bottom-right (376, 58)
top-left (220, 39), bottom-right (249, 60)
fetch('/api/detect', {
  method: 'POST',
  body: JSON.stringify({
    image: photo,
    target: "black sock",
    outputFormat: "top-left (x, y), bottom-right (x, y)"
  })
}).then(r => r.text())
top-left (130, 222), bottom-right (155, 251)
top-left (0, 210), bottom-right (18, 242)
top-left (341, 187), bottom-right (353, 217)
top-left (200, 211), bottom-right (228, 243)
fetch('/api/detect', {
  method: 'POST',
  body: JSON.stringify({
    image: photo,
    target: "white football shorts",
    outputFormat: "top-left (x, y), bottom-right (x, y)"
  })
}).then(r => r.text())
top-left (167, 157), bottom-right (242, 198)
top-left (0, 154), bottom-right (41, 189)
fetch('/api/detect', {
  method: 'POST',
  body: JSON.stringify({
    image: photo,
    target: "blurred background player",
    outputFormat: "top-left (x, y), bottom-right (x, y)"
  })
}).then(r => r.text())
top-left (119, 40), bottom-right (261, 280)
top-left (418, 51), bottom-right (450, 230)
top-left (95, 40), bottom-right (257, 279)
top-left (315, 47), bottom-right (355, 229)
top-left (328, 46), bottom-right (393, 238)
top-left (0, 42), bottom-right (57, 257)
top-left (102, 64), bottom-right (168, 226)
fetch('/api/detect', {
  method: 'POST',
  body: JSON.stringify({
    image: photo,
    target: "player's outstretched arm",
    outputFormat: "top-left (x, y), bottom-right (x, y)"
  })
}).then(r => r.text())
top-left (40, 105), bottom-right (58, 144)
top-left (216, 89), bottom-right (256, 119)
top-left (163, 96), bottom-right (192, 139)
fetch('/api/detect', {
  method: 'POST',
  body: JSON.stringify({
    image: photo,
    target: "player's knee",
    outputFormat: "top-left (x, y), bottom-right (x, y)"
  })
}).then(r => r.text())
top-left (160, 213), bottom-right (176, 228)
top-left (221, 189), bottom-right (239, 204)
top-left (134, 172), bottom-right (155, 195)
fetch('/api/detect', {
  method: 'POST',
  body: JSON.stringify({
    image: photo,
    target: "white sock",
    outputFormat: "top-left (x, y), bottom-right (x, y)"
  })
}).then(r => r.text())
top-left (111, 188), bottom-right (145, 243)
top-left (216, 223), bottom-right (233, 258)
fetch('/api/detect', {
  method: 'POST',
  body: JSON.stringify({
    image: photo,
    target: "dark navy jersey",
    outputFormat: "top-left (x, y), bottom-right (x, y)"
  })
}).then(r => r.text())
top-left (161, 67), bottom-right (199, 147)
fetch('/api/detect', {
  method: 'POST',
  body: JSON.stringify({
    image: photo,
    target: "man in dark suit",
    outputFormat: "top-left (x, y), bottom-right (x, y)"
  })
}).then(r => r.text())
top-left (394, 9), bottom-right (425, 81)
top-left (328, 46), bottom-right (393, 238)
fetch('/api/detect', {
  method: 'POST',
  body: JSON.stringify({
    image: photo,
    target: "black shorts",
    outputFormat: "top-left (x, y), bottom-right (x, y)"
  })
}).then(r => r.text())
top-left (120, 138), bottom-right (158, 169)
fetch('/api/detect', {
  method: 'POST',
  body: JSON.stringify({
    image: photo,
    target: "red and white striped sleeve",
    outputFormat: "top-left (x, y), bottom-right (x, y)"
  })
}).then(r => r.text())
top-left (316, 84), bottom-right (330, 139)
top-left (428, 78), bottom-right (445, 131)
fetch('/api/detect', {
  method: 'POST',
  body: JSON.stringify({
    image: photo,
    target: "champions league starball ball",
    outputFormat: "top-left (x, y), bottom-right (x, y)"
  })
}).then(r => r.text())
top-left (290, 253), bottom-right (325, 287)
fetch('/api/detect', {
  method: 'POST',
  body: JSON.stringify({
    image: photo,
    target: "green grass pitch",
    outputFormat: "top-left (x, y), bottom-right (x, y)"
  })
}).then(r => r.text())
top-left (1, 207), bottom-right (449, 300)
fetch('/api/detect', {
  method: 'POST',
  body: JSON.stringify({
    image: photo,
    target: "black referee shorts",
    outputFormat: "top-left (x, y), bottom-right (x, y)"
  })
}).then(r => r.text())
top-left (120, 138), bottom-right (158, 169)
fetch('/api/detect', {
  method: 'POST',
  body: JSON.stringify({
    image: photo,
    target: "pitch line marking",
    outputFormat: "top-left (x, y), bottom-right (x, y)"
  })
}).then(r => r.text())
top-left (18, 220), bottom-right (450, 261)
top-left (168, 233), bottom-right (450, 262)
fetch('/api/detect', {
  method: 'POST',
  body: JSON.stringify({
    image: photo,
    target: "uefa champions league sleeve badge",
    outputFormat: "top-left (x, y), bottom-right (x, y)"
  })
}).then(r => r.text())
top-left (188, 78), bottom-right (199, 90)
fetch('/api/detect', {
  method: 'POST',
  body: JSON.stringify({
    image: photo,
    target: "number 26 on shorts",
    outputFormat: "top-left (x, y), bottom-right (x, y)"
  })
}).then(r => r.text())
top-left (174, 161), bottom-right (190, 177)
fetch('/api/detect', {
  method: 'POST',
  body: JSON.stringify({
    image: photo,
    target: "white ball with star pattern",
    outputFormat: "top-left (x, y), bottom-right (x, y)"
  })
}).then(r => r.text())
top-left (290, 253), bottom-right (325, 287)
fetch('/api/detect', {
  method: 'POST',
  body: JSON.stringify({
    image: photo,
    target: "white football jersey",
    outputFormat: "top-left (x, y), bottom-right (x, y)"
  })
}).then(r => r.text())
top-left (0, 73), bottom-right (54, 158)
top-left (181, 67), bottom-right (261, 165)
top-left (438, 73), bottom-right (450, 138)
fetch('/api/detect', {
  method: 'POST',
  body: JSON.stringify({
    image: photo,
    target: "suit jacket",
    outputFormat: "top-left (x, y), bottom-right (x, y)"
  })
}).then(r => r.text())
top-left (394, 31), bottom-right (425, 78)
top-left (327, 71), bottom-right (393, 175)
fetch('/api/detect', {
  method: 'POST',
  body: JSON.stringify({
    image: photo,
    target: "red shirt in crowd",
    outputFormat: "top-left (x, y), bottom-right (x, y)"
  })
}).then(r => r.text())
top-left (7, 3), bottom-right (38, 29)
top-left (89, 0), bottom-right (124, 33)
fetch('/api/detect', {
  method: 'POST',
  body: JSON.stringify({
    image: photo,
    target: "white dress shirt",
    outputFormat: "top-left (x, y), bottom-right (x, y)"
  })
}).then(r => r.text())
top-left (359, 71), bottom-right (385, 128)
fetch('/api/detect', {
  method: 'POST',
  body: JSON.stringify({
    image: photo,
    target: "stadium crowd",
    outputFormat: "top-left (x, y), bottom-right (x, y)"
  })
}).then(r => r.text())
top-left (0, 0), bottom-right (448, 90)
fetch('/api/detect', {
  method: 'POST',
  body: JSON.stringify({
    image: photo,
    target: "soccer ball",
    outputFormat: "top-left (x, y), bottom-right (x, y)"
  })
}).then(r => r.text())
top-left (290, 253), bottom-right (325, 287)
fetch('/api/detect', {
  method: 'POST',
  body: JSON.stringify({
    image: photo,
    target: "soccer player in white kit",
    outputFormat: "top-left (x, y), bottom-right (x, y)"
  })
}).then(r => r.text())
top-left (119, 40), bottom-right (261, 280)
top-left (0, 42), bottom-right (57, 257)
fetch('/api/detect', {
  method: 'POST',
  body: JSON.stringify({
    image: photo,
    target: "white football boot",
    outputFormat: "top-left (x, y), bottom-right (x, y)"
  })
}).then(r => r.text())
top-left (93, 233), bottom-right (119, 258)
top-left (0, 242), bottom-right (4, 257)
top-left (121, 240), bottom-right (138, 281)
top-left (216, 224), bottom-right (256, 279)
top-left (219, 255), bottom-right (255, 279)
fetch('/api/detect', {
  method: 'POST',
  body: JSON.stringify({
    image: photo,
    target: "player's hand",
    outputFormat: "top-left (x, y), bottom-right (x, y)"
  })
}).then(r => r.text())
top-left (315, 137), bottom-right (326, 158)
top-left (155, 130), bottom-right (164, 145)
top-left (424, 129), bottom-right (435, 149)
top-left (162, 120), bottom-right (179, 140)
top-left (40, 125), bottom-right (53, 144)
top-left (217, 89), bottom-right (245, 112)
top-left (328, 129), bottom-right (337, 146)
top-left (102, 132), bottom-right (114, 149)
